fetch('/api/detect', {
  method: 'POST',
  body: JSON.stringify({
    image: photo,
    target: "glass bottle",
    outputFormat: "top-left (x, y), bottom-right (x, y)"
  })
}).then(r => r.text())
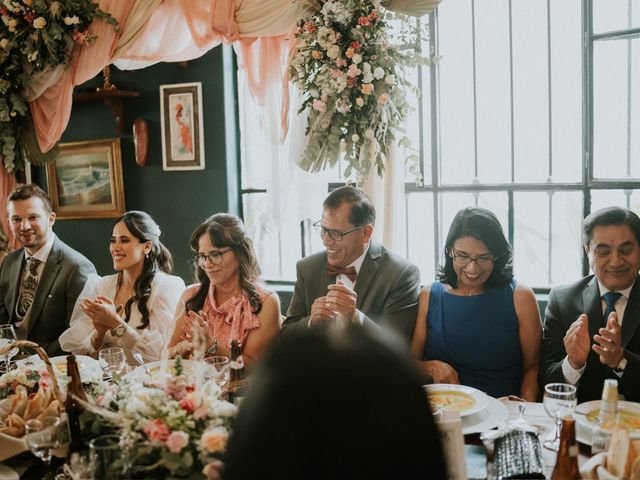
top-left (65, 354), bottom-right (88, 453)
top-left (228, 340), bottom-right (246, 404)
top-left (551, 417), bottom-right (580, 480)
top-left (591, 378), bottom-right (619, 454)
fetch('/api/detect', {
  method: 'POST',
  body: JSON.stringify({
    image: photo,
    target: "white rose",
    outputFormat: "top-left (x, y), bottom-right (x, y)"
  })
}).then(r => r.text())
top-left (385, 74), bottom-right (395, 85)
top-left (309, 88), bottom-right (319, 98)
top-left (373, 67), bottom-right (385, 80)
top-left (352, 134), bottom-right (360, 142)
top-left (33, 17), bottom-right (46, 29)
top-left (352, 54), bottom-right (362, 65)
top-left (356, 97), bottom-right (364, 107)
top-left (327, 45), bottom-right (340, 59)
top-left (362, 62), bottom-right (371, 72)
top-left (364, 129), bottom-right (375, 139)
top-left (362, 72), bottom-right (373, 84)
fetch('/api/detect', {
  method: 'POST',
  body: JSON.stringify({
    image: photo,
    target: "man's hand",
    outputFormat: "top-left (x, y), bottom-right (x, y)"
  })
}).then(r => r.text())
top-left (563, 314), bottom-right (591, 370)
top-left (423, 360), bottom-right (459, 384)
top-left (310, 296), bottom-right (336, 325)
top-left (593, 312), bottom-right (624, 368)
top-left (326, 281), bottom-right (357, 322)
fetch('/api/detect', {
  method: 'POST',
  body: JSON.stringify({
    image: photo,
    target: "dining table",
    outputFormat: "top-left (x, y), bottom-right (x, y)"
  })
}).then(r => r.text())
top-left (465, 399), bottom-right (592, 479)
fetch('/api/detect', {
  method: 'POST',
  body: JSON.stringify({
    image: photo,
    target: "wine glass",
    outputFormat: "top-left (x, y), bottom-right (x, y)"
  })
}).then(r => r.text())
top-left (98, 347), bottom-right (126, 379)
top-left (543, 382), bottom-right (577, 450)
top-left (0, 324), bottom-right (18, 373)
top-left (204, 355), bottom-right (230, 389)
top-left (25, 416), bottom-right (62, 479)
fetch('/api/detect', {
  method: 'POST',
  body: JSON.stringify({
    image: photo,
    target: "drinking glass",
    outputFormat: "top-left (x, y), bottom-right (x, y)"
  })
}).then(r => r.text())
top-left (543, 383), bottom-right (577, 450)
top-left (0, 324), bottom-right (18, 373)
top-left (98, 347), bottom-right (126, 378)
top-left (204, 355), bottom-right (230, 389)
top-left (89, 434), bottom-right (126, 479)
top-left (25, 416), bottom-right (62, 479)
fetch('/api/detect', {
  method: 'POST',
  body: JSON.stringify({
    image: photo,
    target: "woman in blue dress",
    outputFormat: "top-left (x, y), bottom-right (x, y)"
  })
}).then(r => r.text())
top-left (411, 207), bottom-right (542, 400)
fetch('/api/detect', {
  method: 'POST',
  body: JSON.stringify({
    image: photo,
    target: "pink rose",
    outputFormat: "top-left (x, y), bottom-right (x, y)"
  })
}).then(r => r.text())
top-left (201, 428), bottom-right (228, 453)
top-left (144, 418), bottom-right (171, 442)
top-left (193, 407), bottom-right (209, 420)
top-left (179, 396), bottom-right (195, 413)
top-left (165, 431), bottom-right (189, 453)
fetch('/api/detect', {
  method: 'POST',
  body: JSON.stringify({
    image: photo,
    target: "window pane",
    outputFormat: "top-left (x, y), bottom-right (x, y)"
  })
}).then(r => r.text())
top-left (593, 0), bottom-right (640, 33)
top-left (403, 63), bottom-right (428, 184)
top-left (406, 192), bottom-right (436, 284)
top-left (438, 1), bottom-right (476, 184)
top-left (590, 189), bottom-right (640, 211)
top-left (512, 0), bottom-right (550, 183)
top-left (550, 0), bottom-right (582, 182)
top-left (593, 38), bottom-right (639, 179)
top-left (513, 192), bottom-right (582, 288)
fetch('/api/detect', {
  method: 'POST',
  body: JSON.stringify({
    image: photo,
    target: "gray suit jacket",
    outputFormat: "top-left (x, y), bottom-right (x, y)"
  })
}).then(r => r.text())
top-left (539, 275), bottom-right (640, 402)
top-left (282, 242), bottom-right (420, 344)
top-left (0, 237), bottom-right (96, 356)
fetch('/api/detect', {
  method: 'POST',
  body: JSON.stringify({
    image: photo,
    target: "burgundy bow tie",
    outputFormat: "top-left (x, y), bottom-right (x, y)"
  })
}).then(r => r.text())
top-left (326, 264), bottom-right (357, 282)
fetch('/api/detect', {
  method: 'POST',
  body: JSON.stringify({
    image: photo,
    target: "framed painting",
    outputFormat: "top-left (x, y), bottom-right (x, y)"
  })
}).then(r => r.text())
top-left (45, 138), bottom-right (125, 220)
top-left (160, 82), bottom-right (205, 170)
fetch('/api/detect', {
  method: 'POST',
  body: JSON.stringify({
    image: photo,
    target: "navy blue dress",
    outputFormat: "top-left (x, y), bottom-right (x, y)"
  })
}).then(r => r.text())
top-left (422, 281), bottom-right (523, 398)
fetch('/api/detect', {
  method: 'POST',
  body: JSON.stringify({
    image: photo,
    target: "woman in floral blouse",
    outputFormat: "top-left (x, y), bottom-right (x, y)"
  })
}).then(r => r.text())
top-left (168, 214), bottom-right (280, 369)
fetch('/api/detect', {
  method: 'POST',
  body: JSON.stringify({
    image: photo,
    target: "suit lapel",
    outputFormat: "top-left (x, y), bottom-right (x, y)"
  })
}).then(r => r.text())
top-left (317, 255), bottom-right (332, 302)
top-left (8, 252), bottom-right (26, 323)
top-left (354, 243), bottom-right (381, 309)
top-left (621, 276), bottom-right (640, 348)
top-left (583, 277), bottom-right (602, 341)
top-left (26, 241), bottom-right (63, 338)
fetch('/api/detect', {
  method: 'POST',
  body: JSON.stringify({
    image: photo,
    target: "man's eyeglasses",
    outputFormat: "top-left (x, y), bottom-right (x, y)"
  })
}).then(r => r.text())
top-left (194, 249), bottom-right (231, 265)
top-left (451, 250), bottom-right (496, 267)
top-left (313, 221), bottom-right (363, 242)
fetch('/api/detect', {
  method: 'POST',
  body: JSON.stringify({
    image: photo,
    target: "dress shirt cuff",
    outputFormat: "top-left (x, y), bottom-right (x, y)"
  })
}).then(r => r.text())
top-left (562, 356), bottom-right (585, 384)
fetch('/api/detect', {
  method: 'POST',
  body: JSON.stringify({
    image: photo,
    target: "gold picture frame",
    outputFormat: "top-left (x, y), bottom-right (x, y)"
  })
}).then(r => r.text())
top-left (45, 138), bottom-right (125, 220)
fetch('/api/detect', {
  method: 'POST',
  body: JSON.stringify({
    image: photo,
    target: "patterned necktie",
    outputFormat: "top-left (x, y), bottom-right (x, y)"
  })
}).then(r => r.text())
top-left (326, 264), bottom-right (357, 282)
top-left (602, 291), bottom-right (622, 325)
top-left (17, 257), bottom-right (41, 318)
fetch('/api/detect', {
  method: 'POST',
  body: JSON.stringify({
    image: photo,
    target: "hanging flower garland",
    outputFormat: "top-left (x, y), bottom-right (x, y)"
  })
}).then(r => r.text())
top-left (290, 0), bottom-right (433, 182)
top-left (0, 0), bottom-right (118, 173)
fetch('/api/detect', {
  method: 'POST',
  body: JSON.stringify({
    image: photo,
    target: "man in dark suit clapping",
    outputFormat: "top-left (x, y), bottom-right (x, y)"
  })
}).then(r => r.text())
top-left (282, 186), bottom-right (420, 345)
top-left (540, 207), bottom-right (640, 402)
top-left (0, 184), bottom-right (96, 356)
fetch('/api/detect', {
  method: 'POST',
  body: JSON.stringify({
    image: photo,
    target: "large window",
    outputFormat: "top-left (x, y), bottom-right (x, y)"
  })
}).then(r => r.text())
top-left (239, 0), bottom-right (640, 289)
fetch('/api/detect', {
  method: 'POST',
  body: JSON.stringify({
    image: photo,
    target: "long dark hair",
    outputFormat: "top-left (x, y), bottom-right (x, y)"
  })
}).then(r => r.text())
top-left (116, 211), bottom-right (173, 330)
top-left (186, 213), bottom-right (262, 314)
top-left (438, 207), bottom-right (513, 288)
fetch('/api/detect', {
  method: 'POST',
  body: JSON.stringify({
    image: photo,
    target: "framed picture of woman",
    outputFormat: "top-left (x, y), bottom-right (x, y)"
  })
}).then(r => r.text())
top-left (160, 82), bottom-right (205, 171)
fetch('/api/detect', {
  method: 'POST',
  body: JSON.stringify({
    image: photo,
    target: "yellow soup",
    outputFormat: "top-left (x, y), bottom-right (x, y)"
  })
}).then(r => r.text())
top-left (147, 364), bottom-right (193, 377)
top-left (586, 408), bottom-right (640, 433)
top-left (428, 390), bottom-right (476, 412)
top-left (54, 360), bottom-right (85, 375)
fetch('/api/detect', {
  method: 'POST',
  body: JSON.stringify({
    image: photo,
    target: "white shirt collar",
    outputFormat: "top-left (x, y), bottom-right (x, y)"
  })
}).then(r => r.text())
top-left (596, 279), bottom-right (634, 299)
top-left (346, 242), bottom-right (370, 275)
top-left (24, 234), bottom-right (56, 264)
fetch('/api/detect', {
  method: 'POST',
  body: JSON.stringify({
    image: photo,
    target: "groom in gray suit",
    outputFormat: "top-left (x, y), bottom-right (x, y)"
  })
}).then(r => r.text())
top-left (0, 184), bottom-right (95, 356)
top-left (282, 186), bottom-right (420, 345)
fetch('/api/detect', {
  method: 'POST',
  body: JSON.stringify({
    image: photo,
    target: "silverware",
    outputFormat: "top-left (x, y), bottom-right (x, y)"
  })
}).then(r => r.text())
top-left (133, 352), bottom-right (150, 375)
top-left (518, 403), bottom-right (526, 418)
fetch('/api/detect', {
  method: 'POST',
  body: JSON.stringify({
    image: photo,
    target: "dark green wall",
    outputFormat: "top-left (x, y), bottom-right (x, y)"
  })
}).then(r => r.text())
top-left (32, 48), bottom-right (233, 283)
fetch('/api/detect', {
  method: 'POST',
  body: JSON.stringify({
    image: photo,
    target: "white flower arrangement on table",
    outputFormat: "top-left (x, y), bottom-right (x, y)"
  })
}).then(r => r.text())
top-left (290, 0), bottom-right (433, 182)
top-left (91, 357), bottom-right (237, 479)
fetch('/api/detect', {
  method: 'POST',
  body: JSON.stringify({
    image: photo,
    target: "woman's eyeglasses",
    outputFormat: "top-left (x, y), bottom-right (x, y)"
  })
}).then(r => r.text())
top-left (194, 249), bottom-right (231, 265)
top-left (451, 250), bottom-right (496, 267)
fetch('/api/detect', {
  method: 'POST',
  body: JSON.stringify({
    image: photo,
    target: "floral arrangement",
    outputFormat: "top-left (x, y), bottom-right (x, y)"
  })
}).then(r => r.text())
top-left (290, 0), bottom-right (432, 181)
top-left (0, 362), bottom-right (48, 399)
top-left (91, 358), bottom-right (237, 478)
top-left (0, 0), bottom-right (118, 173)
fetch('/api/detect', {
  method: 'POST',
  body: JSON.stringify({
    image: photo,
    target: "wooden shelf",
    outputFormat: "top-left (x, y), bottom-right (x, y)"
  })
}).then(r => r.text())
top-left (73, 88), bottom-right (140, 135)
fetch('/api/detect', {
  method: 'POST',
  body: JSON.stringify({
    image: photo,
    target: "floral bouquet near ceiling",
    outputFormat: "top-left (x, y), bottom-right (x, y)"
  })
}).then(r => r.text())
top-left (290, 0), bottom-right (432, 182)
top-left (89, 357), bottom-right (237, 479)
top-left (0, 0), bottom-right (118, 173)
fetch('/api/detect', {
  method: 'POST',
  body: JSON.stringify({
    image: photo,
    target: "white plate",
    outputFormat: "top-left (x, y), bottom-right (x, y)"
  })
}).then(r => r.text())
top-left (0, 465), bottom-right (19, 480)
top-left (16, 354), bottom-right (102, 382)
top-left (425, 384), bottom-right (490, 418)
top-left (461, 396), bottom-right (509, 435)
top-left (125, 359), bottom-right (202, 379)
top-left (575, 400), bottom-right (640, 445)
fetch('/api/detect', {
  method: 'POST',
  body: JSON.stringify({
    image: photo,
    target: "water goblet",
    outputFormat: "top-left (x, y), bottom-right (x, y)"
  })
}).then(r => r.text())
top-left (542, 382), bottom-right (577, 451)
top-left (25, 416), bottom-right (62, 479)
top-left (98, 347), bottom-right (126, 379)
top-left (204, 355), bottom-right (230, 389)
top-left (0, 324), bottom-right (18, 373)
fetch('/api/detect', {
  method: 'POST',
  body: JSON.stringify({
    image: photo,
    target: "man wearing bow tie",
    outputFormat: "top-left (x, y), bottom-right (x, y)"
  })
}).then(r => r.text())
top-left (0, 184), bottom-right (95, 356)
top-left (540, 207), bottom-right (640, 402)
top-left (282, 186), bottom-right (420, 345)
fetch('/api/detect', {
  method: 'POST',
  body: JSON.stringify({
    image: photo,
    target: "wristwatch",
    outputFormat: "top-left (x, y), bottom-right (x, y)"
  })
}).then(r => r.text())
top-left (111, 323), bottom-right (126, 338)
top-left (613, 355), bottom-right (628, 375)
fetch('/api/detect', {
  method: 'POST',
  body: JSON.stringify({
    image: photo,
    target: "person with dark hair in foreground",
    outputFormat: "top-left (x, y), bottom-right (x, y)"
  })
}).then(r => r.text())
top-left (412, 207), bottom-right (541, 400)
top-left (59, 210), bottom-right (185, 364)
top-left (223, 323), bottom-right (448, 480)
top-left (0, 184), bottom-right (96, 356)
top-left (282, 185), bottom-right (421, 345)
top-left (540, 206), bottom-right (640, 402)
